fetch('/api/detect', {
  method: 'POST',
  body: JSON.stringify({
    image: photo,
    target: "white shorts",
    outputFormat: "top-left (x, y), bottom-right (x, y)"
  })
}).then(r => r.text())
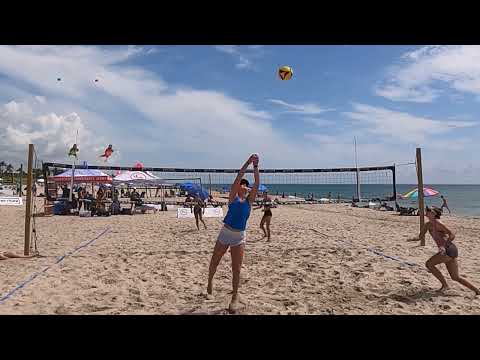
top-left (217, 225), bottom-right (246, 247)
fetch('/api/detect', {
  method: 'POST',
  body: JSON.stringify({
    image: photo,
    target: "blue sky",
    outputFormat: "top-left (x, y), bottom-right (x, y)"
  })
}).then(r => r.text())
top-left (0, 45), bottom-right (479, 183)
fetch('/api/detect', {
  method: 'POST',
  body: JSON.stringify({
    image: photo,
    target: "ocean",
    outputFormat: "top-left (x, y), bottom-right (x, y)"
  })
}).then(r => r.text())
top-left (210, 184), bottom-right (480, 217)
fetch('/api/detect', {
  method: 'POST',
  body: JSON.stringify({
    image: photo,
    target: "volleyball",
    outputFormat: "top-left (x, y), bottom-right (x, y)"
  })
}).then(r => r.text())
top-left (278, 66), bottom-right (293, 80)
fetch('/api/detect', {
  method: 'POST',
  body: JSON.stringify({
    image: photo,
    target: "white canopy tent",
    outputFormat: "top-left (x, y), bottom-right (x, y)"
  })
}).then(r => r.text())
top-left (112, 171), bottom-right (172, 187)
top-left (113, 170), bottom-right (175, 207)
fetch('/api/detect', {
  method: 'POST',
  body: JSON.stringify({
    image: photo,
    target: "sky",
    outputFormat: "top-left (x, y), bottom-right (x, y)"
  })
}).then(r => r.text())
top-left (0, 45), bottom-right (479, 184)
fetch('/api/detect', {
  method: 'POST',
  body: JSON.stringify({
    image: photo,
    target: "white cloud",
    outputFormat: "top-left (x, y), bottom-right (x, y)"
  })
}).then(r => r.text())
top-left (0, 45), bottom-right (306, 168)
top-left (343, 103), bottom-right (476, 144)
top-left (374, 85), bottom-right (439, 103)
top-left (35, 95), bottom-right (46, 104)
top-left (302, 117), bottom-right (336, 127)
top-left (376, 45), bottom-right (480, 102)
top-left (0, 99), bottom-right (106, 165)
top-left (303, 131), bottom-right (480, 184)
top-left (214, 45), bottom-right (237, 55)
top-left (268, 99), bottom-right (334, 115)
top-left (214, 45), bottom-right (264, 70)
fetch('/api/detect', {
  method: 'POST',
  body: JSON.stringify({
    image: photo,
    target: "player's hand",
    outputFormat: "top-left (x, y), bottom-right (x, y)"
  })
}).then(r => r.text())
top-left (252, 154), bottom-right (259, 167)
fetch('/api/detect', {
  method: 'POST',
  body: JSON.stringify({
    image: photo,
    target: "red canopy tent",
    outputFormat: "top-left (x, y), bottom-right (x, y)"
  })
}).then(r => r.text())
top-left (50, 169), bottom-right (112, 184)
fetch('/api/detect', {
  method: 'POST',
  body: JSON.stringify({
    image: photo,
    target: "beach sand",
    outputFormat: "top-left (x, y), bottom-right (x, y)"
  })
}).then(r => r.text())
top-left (1, 198), bottom-right (480, 315)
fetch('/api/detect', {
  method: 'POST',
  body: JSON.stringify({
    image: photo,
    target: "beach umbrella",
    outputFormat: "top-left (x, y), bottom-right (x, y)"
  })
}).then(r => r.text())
top-left (180, 182), bottom-right (196, 191)
top-left (402, 187), bottom-right (439, 199)
top-left (190, 187), bottom-right (209, 201)
top-left (181, 182), bottom-right (209, 200)
top-left (258, 184), bottom-right (268, 192)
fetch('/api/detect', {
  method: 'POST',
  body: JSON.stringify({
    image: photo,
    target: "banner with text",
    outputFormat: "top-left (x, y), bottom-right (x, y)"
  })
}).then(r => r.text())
top-left (177, 207), bottom-right (224, 219)
top-left (0, 197), bottom-right (23, 206)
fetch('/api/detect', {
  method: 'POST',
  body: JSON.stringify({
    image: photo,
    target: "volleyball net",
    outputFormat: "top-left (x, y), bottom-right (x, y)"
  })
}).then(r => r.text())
top-left (42, 162), bottom-right (397, 202)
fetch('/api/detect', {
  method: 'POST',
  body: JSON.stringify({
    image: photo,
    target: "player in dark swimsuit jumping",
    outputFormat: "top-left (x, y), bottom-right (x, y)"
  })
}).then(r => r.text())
top-left (255, 192), bottom-right (273, 241)
top-left (408, 206), bottom-right (480, 295)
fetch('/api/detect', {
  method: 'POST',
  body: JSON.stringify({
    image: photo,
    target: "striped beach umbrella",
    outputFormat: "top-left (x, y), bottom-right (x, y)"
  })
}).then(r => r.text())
top-left (402, 187), bottom-right (439, 199)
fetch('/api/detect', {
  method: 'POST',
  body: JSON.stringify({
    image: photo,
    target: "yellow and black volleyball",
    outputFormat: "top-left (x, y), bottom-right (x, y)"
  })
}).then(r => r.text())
top-left (278, 66), bottom-right (293, 80)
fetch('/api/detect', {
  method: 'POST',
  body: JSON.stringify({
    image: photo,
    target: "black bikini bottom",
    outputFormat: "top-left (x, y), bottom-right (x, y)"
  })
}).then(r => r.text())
top-left (445, 242), bottom-right (458, 258)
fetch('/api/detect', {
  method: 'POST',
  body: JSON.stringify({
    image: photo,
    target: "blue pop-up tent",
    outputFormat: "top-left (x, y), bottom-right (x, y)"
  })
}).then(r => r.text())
top-left (180, 182), bottom-right (209, 200)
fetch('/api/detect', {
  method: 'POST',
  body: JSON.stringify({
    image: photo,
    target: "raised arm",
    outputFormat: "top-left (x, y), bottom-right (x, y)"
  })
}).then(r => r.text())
top-left (229, 155), bottom-right (254, 204)
top-left (248, 155), bottom-right (260, 205)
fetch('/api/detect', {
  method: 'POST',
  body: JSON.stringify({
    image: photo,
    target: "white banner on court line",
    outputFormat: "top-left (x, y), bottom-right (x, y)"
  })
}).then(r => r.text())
top-left (177, 207), bottom-right (224, 219)
top-left (0, 196), bottom-right (23, 206)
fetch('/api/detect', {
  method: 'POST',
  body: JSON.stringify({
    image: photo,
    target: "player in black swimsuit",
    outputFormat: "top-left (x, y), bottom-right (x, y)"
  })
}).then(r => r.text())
top-left (255, 192), bottom-right (273, 241)
top-left (408, 206), bottom-right (480, 295)
top-left (193, 197), bottom-right (207, 230)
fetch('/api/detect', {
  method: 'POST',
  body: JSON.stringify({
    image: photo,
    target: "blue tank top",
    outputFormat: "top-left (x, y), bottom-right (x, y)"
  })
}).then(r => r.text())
top-left (223, 196), bottom-right (251, 231)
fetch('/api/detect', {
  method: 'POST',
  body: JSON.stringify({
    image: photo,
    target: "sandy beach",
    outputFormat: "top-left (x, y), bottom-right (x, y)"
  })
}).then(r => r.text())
top-left (1, 198), bottom-right (480, 315)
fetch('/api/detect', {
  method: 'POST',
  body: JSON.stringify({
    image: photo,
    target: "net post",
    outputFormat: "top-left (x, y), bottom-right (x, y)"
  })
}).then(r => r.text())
top-left (416, 148), bottom-right (426, 246)
top-left (392, 164), bottom-right (397, 202)
top-left (19, 163), bottom-right (23, 196)
top-left (24, 144), bottom-right (34, 256)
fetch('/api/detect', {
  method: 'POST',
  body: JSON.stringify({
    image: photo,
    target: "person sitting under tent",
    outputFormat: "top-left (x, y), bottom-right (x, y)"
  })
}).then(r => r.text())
top-left (84, 192), bottom-right (94, 211)
top-left (111, 192), bottom-right (121, 215)
top-left (61, 184), bottom-right (70, 199)
top-left (129, 188), bottom-right (150, 214)
top-left (70, 193), bottom-right (78, 210)
top-left (94, 187), bottom-right (107, 216)
top-left (78, 187), bottom-right (86, 210)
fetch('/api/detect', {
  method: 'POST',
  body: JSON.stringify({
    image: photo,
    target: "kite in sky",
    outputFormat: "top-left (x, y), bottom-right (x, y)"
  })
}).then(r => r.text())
top-left (68, 144), bottom-right (79, 159)
top-left (99, 144), bottom-right (114, 162)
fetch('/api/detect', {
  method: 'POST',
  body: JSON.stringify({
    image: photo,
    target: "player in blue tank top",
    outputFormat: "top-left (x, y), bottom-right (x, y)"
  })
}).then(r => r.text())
top-left (207, 154), bottom-right (260, 313)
